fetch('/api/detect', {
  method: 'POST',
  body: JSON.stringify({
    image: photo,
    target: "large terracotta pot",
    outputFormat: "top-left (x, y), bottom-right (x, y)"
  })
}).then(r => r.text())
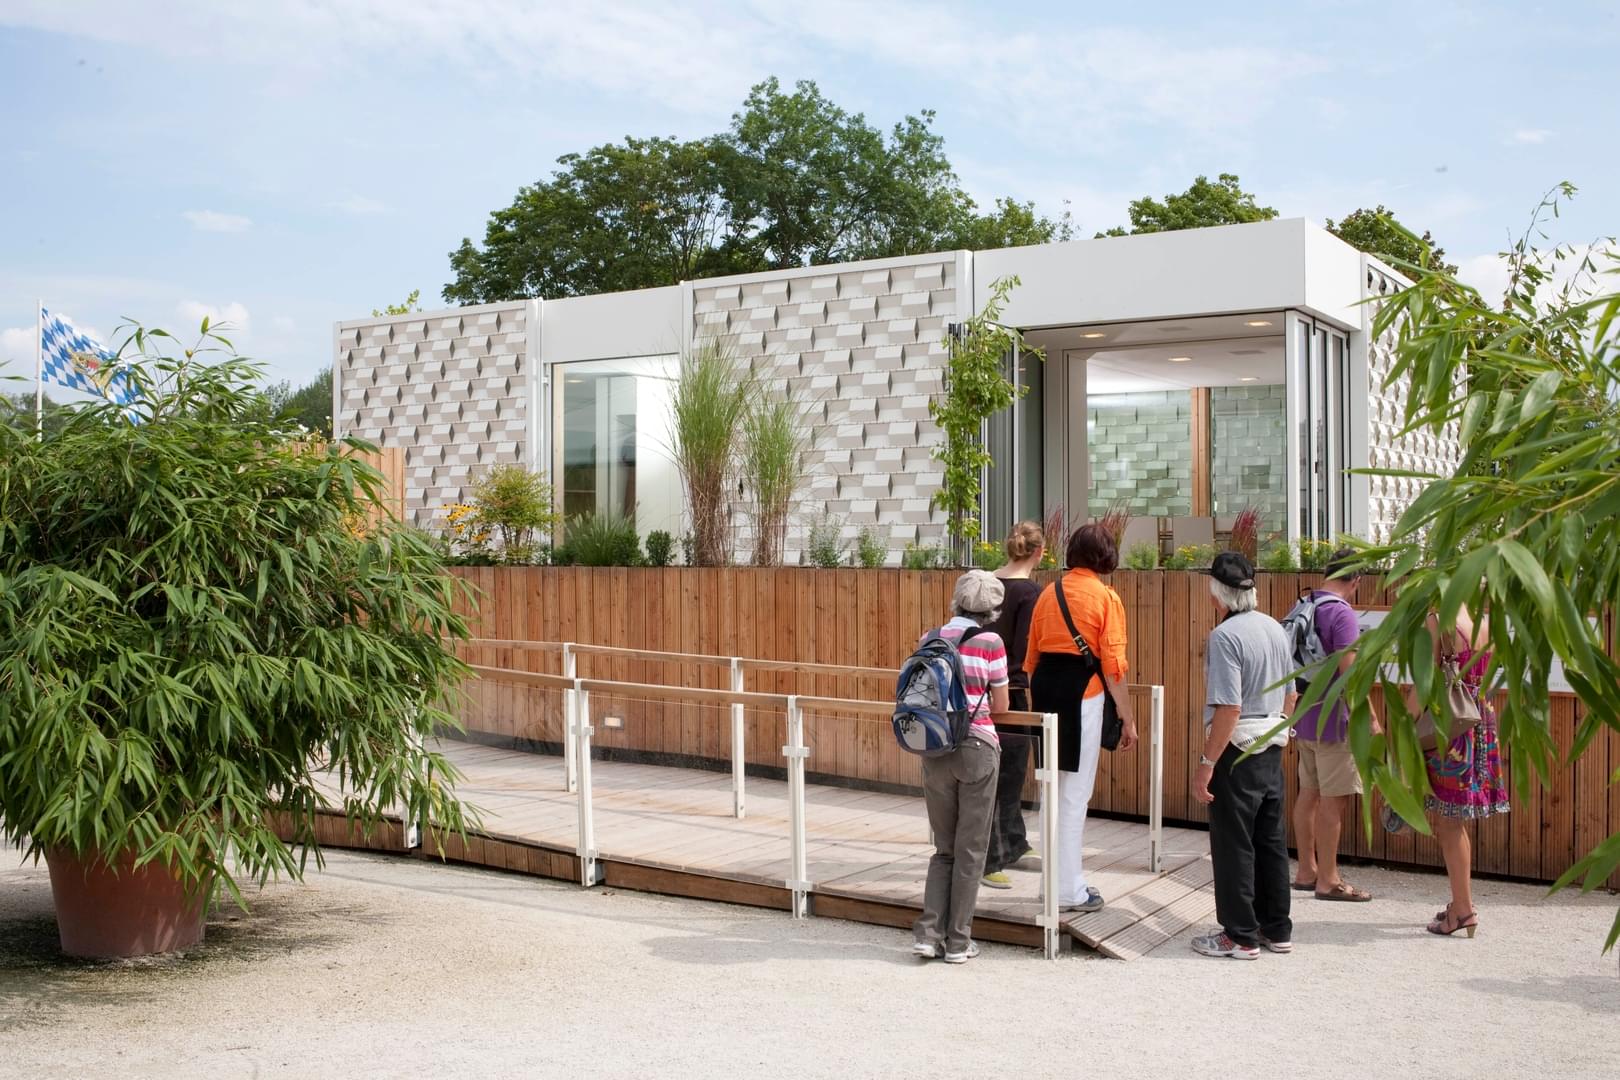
top-left (44, 847), bottom-right (210, 959)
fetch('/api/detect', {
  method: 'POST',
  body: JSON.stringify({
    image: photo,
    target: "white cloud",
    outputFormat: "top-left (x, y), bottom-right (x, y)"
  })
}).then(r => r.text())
top-left (176, 300), bottom-right (251, 334)
top-left (182, 209), bottom-right (252, 233)
top-left (333, 195), bottom-right (388, 215)
top-left (1, 326), bottom-right (34, 367)
top-left (1, 1), bottom-right (1314, 140)
top-left (1510, 128), bottom-right (1554, 145)
top-left (1454, 243), bottom-right (1616, 306)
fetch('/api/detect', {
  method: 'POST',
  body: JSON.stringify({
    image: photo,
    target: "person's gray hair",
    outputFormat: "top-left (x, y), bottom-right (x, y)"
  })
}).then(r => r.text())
top-left (1210, 577), bottom-right (1258, 613)
top-left (952, 570), bottom-right (1004, 626)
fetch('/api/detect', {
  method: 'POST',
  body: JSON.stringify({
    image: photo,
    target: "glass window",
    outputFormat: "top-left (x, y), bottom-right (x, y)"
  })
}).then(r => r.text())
top-left (554, 356), bottom-right (680, 536)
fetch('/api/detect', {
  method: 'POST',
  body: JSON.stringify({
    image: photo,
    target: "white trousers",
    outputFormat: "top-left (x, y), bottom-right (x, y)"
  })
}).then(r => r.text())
top-left (1055, 693), bottom-right (1104, 905)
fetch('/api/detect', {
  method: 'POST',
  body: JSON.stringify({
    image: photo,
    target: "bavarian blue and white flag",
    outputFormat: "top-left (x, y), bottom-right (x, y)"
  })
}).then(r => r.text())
top-left (38, 307), bottom-right (140, 408)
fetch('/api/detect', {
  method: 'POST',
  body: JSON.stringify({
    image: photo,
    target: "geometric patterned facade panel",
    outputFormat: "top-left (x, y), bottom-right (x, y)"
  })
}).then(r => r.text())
top-left (336, 301), bottom-right (530, 531)
top-left (1363, 267), bottom-right (1462, 543)
top-left (691, 257), bottom-right (956, 564)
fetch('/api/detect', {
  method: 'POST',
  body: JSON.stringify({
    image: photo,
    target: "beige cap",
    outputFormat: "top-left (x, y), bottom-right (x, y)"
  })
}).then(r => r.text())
top-left (952, 569), bottom-right (1005, 615)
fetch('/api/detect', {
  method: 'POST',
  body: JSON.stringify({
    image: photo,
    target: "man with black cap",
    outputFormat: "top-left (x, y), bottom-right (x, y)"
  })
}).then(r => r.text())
top-left (1191, 551), bottom-right (1299, 960)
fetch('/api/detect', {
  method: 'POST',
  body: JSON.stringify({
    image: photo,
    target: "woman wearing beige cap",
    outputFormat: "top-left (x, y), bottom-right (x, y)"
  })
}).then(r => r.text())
top-left (911, 569), bottom-right (1009, 965)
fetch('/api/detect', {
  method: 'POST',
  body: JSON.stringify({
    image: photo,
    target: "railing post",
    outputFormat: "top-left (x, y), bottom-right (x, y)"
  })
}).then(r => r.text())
top-left (1149, 685), bottom-right (1165, 874)
top-left (783, 695), bottom-right (810, 918)
top-left (573, 680), bottom-right (598, 887)
top-left (1037, 711), bottom-right (1061, 960)
top-left (403, 703), bottom-right (423, 850)
top-left (730, 657), bottom-right (746, 820)
top-left (562, 643), bottom-right (578, 794)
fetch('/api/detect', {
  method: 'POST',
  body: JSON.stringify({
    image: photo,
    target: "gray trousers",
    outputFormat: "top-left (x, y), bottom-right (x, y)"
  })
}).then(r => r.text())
top-left (913, 736), bottom-right (1000, 952)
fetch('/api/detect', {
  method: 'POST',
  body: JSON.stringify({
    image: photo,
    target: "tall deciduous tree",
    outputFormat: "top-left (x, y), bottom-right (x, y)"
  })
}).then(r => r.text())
top-left (444, 79), bottom-right (1065, 304)
top-left (1326, 207), bottom-right (1457, 276)
top-left (1097, 173), bottom-right (1277, 236)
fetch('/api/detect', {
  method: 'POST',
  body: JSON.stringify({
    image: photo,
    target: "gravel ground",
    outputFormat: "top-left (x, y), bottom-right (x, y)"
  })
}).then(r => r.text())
top-left (1, 846), bottom-right (1617, 1080)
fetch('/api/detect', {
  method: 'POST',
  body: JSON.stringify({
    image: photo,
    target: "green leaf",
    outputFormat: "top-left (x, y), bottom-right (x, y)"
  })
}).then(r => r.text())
top-left (1496, 538), bottom-right (1555, 618)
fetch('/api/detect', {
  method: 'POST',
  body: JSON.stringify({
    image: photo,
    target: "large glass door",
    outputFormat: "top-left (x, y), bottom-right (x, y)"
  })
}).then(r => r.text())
top-left (551, 355), bottom-right (680, 536)
top-left (1286, 313), bottom-right (1351, 543)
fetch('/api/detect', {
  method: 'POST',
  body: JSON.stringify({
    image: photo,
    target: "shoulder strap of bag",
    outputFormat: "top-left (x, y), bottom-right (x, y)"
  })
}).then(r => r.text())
top-left (953, 624), bottom-right (992, 718)
top-left (1051, 579), bottom-right (1095, 658)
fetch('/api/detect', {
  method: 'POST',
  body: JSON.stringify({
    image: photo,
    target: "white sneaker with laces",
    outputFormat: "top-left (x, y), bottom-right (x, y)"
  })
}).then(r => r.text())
top-left (1191, 931), bottom-right (1259, 960)
top-left (912, 940), bottom-right (942, 959)
top-left (942, 941), bottom-right (980, 964)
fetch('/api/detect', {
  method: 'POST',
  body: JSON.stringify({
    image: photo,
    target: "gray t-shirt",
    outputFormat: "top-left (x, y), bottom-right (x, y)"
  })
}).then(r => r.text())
top-left (1203, 610), bottom-right (1294, 750)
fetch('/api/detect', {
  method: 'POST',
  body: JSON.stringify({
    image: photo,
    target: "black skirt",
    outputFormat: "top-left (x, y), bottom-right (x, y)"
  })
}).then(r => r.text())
top-left (1029, 651), bottom-right (1101, 773)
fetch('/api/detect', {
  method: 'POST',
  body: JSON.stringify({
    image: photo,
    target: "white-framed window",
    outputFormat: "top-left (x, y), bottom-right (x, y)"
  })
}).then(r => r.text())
top-left (551, 356), bottom-right (681, 536)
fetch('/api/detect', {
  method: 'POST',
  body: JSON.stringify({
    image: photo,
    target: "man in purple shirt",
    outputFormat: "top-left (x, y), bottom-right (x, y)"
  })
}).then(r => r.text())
top-left (1291, 549), bottom-right (1373, 902)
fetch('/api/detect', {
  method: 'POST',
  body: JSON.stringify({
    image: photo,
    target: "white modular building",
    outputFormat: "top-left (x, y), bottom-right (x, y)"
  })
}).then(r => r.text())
top-left (334, 218), bottom-right (1455, 561)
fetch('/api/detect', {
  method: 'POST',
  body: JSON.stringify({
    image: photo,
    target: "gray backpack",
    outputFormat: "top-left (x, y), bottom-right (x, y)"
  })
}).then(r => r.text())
top-left (1278, 591), bottom-right (1351, 692)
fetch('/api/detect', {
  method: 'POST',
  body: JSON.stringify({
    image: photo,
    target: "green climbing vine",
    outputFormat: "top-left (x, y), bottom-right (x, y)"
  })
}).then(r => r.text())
top-left (929, 275), bottom-right (1044, 556)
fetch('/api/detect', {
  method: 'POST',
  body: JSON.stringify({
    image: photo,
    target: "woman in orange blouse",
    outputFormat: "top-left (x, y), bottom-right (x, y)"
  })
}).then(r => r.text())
top-left (1026, 524), bottom-right (1137, 912)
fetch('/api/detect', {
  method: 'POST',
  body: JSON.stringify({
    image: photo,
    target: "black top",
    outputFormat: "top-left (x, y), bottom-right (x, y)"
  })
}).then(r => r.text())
top-left (991, 576), bottom-right (1041, 690)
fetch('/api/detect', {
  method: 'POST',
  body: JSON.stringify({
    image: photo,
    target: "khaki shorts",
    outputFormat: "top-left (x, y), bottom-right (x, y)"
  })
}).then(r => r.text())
top-left (1297, 738), bottom-right (1363, 797)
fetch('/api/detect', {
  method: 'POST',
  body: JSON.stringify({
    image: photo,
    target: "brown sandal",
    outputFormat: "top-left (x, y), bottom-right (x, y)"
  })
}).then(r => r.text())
top-left (1315, 881), bottom-right (1373, 902)
top-left (1291, 880), bottom-right (1316, 892)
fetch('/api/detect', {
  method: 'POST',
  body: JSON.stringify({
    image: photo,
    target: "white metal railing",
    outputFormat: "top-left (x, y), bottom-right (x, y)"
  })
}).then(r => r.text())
top-left (457, 638), bottom-right (1171, 960)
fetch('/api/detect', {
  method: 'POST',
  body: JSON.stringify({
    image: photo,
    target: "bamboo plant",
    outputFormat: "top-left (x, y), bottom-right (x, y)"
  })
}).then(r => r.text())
top-left (0, 322), bottom-right (475, 907)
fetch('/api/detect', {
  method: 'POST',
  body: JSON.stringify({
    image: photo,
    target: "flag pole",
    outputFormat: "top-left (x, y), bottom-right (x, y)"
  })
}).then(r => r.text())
top-left (34, 298), bottom-right (43, 440)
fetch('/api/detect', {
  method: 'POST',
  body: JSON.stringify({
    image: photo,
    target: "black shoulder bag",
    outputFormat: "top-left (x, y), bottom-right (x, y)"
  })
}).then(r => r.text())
top-left (1052, 582), bottom-right (1125, 752)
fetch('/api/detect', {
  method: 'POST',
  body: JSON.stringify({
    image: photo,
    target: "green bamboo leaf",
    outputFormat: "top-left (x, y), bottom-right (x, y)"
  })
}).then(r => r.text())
top-left (1496, 539), bottom-right (1555, 617)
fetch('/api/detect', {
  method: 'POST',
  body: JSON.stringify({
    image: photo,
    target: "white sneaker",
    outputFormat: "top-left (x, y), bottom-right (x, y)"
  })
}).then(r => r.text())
top-left (942, 941), bottom-right (980, 964)
top-left (1191, 931), bottom-right (1259, 960)
top-left (912, 940), bottom-right (942, 959)
top-left (1257, 934), bottom-right (1293, 954)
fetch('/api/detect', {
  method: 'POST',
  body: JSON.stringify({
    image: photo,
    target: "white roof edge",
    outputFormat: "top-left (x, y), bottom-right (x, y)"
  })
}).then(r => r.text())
top-left (683, 248), bottom-right (966, 291)
top-left (336, 297), bottom-right (529, 331)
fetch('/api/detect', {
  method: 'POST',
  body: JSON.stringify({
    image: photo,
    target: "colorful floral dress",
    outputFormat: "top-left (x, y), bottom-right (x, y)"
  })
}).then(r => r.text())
top-left (1424, 647), bottom-right (1511, 819)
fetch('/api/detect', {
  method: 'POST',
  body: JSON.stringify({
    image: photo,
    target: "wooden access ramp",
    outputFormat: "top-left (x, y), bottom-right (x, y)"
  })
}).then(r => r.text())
top-left (316, 738), bottom-right (1217, 960)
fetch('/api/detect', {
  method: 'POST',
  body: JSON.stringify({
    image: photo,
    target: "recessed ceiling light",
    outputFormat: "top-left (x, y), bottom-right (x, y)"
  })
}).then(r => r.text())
top-left (1168, 356), bottom-right (1192, 363)
top-left (1240, 376), bottom-right (1257, 382)
top-left (1244, 319), bottom-right (1273, 327)
top-left (1082, 332), bottom-right (1106, 339)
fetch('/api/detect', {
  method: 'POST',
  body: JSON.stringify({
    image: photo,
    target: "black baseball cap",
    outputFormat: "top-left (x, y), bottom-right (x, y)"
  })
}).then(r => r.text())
top-left (1209, 551), bottom-right (1257, 590)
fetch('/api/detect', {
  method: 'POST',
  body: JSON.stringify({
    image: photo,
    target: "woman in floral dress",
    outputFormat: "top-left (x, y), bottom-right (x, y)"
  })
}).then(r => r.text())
top-left (1423, 606), bottom-right (1510, 937)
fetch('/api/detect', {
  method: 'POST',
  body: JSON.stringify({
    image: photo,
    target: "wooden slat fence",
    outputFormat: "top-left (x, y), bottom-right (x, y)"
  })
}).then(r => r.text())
top-left (448, 567), bottom-right (1619, 888)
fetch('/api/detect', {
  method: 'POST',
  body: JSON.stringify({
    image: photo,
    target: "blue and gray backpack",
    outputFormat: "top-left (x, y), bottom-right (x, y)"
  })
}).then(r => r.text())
top-left (892, 627), bottom-right (989, 756)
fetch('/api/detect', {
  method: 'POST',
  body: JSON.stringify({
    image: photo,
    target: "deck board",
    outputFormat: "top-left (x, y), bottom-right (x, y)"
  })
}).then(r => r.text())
top-left (323, 738), bottom-right (1217, 958)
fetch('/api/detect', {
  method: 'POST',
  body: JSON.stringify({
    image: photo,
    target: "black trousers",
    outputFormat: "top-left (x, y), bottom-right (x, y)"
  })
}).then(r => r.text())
top-left (985, 688), bottom-right (1032, 874)
top-left (1208, 744), bottom-right (1292, 947)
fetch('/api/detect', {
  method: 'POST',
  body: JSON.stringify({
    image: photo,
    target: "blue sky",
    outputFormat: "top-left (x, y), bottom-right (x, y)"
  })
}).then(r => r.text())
top-left (2, 1), bottom-right (1616, 391)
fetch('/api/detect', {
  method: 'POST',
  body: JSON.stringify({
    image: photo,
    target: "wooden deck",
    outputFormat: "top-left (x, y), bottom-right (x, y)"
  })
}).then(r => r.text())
top-left (344, 739), bottom-right (1217, 960)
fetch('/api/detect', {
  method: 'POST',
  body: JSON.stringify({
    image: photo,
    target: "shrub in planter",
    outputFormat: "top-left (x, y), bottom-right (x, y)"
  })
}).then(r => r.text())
top-left (972, 541), bottom-right (1008, 571)
top-left (565, 512), bottom-right (642, 566)
top-left (0, 329), bottom-right (474, 958)
top-left (1164, 543), bottom-right (1216, 570)
top-left (467, 464), bottom-right (558, 563)
top-left (853, 526), bottom-right (887, 569)
top-left (1123, 541), bottom-right (1159, 571)
top-left (644, 530), bottom-right (676, 567)
top-left (1260, 540), bottom-right (1300, 572)
top-left (805, 513), bottom-right (847, 569)
top-left (901, 543), bottom-right (948, 570)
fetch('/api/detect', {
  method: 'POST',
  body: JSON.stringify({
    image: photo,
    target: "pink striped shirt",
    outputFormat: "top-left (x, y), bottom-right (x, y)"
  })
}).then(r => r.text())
top-left (924, 617), bottom-right (1009, 747)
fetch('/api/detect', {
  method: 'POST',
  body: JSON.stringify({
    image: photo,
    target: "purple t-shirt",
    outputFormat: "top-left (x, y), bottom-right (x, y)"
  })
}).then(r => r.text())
top-left (1293, 592), bottom-right (1359, 743)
